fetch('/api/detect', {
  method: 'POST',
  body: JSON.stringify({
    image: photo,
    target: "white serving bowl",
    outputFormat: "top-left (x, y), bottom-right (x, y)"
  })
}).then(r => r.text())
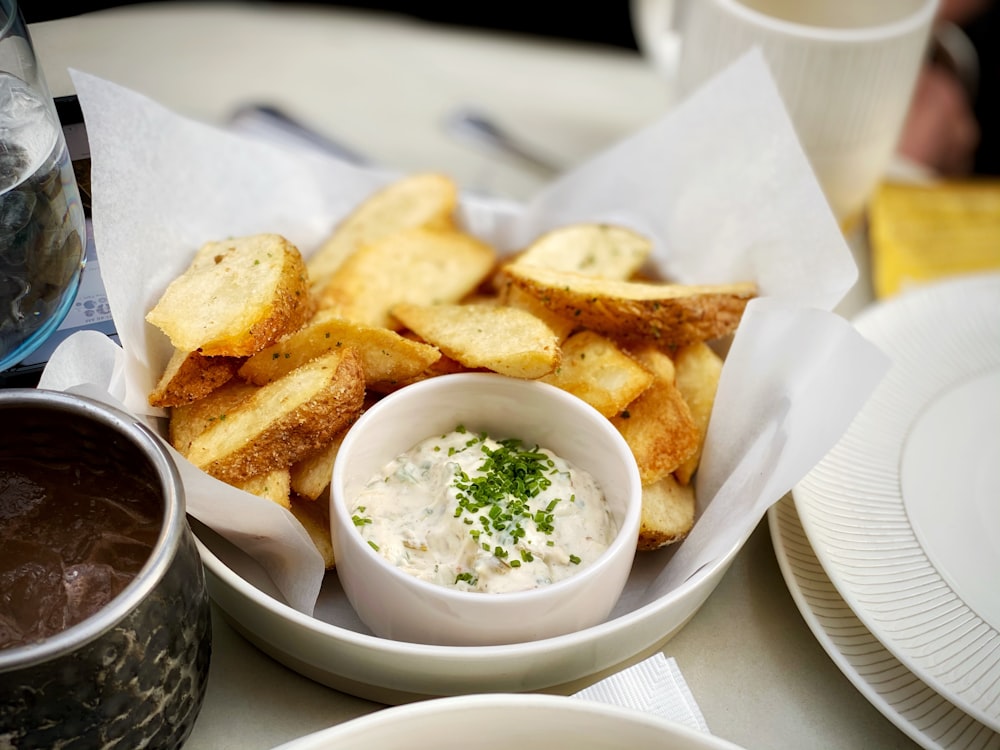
top-left (330, 372), bottom-right (642, 647)
top-left (273, 693), bottom-right (746, 750)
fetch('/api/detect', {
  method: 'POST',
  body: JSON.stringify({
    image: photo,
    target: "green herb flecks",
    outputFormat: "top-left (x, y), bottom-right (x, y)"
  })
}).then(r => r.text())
top-left (450, 429), bottom-right (567, 564)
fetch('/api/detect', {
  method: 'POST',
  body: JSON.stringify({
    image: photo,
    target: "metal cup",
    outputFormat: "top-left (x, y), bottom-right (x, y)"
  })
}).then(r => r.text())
top-left (0, 0), bottom-right (86, 371)
top-left (0, 389), bottom-right (212, 749)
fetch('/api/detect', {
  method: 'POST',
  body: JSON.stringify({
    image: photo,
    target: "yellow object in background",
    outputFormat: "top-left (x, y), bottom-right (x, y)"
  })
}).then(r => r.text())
top-left (868, 180), bottom-right (1000, 299)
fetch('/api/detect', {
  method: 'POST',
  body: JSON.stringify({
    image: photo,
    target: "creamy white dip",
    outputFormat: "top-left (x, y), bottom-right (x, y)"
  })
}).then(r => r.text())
top-left (350, 426), bottom-right (617, 593)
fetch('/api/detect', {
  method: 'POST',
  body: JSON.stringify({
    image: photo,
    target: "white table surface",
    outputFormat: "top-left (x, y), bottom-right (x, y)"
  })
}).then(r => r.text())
top-left (32, 3), bottom-right (919, 748)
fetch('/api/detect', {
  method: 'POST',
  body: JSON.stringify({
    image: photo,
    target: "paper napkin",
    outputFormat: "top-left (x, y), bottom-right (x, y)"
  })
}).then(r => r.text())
top-left (573, 653), bottom-right (710, 734)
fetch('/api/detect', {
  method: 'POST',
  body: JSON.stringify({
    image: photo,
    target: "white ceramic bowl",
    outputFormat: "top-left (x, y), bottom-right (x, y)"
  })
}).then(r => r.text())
top-left (273, 693), bottom-right (746, 750)
top-left (330, 372), bottom-right (642, 647)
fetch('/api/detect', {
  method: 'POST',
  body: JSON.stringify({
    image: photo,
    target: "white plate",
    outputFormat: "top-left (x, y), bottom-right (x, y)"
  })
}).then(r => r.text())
top-left (193, 521), bottom-right (743, 703)
top-left (769, 495), bottom-right (1000, 749)
top-left (270, 693), bottom-right (745, 750)
top-left (793, 273), bottom-right (1000, 731)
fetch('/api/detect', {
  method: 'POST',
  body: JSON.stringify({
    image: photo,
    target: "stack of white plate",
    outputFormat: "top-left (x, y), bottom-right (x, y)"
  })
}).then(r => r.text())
top-left (770, 273), bottom-right (1000, 749)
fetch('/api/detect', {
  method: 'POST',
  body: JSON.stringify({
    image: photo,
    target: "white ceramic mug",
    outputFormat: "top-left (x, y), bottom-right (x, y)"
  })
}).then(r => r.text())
top-left (631, 0), bottom-right (939, 224)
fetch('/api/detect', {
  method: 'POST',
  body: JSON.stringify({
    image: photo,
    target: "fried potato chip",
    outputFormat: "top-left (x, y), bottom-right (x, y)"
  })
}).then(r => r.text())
top-left (511, 223), bottom-right (652, 279)
top-left (148, 348), bottom-right (242, 408)
top-left (307, 172), bottom-right (459, 292)
top-left (238, 308), bottom-right (441, 387)
top-left (637, 474), bottom-right (696, 551)
top-left (169, 379), bottom-right (259, 455)
top-left (317, 226), bottom-right (497, 329)
top-left (289, 433), bottom-right (344, 501)
top-left (540, 330), bottom-right (653, 418)
top-left (391, 302), bottom-right (560, 379)
top-left (498, 263), bottom-right (756, 347)
top-left (146, 233), bottom-right (312, 357)
top-left (233, 468), bottom-right (292, 509)
top-left (672, 341), bottom-right (724, 485)
top-left (611, 347), bottom-right (699, 485)
top-left (496, 283), bottom-right (577, 341)
top-left (290, 493), bottom-right (336, 569)
top-left (367, 347), bottom-right (476, 394)
top-left (185, 348), bottom-right (365, 483)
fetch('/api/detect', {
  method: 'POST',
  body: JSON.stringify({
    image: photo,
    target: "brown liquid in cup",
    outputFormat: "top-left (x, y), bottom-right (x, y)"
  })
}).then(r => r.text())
top-left (0, 454), bottom-right (161, 649)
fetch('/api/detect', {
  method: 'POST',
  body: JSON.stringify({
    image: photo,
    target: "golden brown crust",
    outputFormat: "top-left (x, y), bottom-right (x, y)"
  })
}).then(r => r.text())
top-left (148, 348), bottom-right (242, 408)
top-left (390, 302), bottom-right (560, 379)
top-left (290, 493), bottom-right (336, 569)
top-left (169, 379), bottom-right (259, 455)
top-left (238, 309), bottom-right (441, 387)
top-left (611, 347), bottom-right (699, 485)
top-left (145, 233), bottom-right (312, 357)
top-left (232, 468), bottom-right (292, 509)
top-left (539, 330), bottom-right (654, 418)
top-left (316, 226), bottom-right (497, 329)
top-left (185, 348), bottom-right (365, 483)
top-left (497, 263), bottom-right (756, 348)
top-left (637, 474), bottom-right (696, 551)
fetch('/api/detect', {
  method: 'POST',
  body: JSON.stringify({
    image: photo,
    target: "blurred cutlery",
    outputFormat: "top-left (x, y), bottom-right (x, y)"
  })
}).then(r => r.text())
top-left (228, 103), bottom-right (369, 165)
top-left (443, 106), bottom-right (564, 176)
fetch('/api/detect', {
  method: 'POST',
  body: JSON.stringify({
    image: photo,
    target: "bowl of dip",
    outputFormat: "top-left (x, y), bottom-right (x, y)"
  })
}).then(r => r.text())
top-left (0, 388), bottom-right (212, 748)
top-left (330, 372), bottom-right (642, 646)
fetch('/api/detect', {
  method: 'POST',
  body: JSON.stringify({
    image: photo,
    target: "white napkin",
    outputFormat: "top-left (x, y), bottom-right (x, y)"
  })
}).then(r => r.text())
top-left (40, 48), bottom-right (890, 615)
top-left (573, 653), bottom-right (709, 733)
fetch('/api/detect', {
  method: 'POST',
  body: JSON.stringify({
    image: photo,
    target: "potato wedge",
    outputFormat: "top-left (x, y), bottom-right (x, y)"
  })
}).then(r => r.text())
top-left (672, 341), bottom-right (724, 485)
top-left (233, 468), bottom-right (292, 509)
top-left (637, 474), bottom-right (696, 551)
top-left (148, 348), bottom-right (242, 408)
top-left (169, 379), bottom-right (259, 455)
top-left (611, 347), bottom-right (699, 485)
top-left (307, 173), bottom-right (459, 293)
top-left (367, 348), bottom-right (476, 394)
top-left (289, 434), bottom-right (344, 501)
top-left (496, 283), bottom-right (577, 342)
top-left (317, 226), bottom-right (497, 329)
top-left (540, 330), bottom-right (653, 418)
top-left (511, 223), bottom-right (652, 279)
top-left (290, 493), bottom-right (336, 569)
top-left (185, 347), bottom-right (365, 483)
top-left (238, 309), bottom-right (441, 387)
top-left (146, 233), bottom-right (312, 357)
top-left (392, 302), bottom-right (560, 379)
top-left (498, 263), bottom-right (756, 347)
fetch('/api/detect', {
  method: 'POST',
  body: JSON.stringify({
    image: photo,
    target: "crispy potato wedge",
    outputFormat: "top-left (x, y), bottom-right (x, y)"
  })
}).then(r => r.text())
top-left (307, 173), bottom-right (459, 293)
top-left (511, 223), bottom-right (652, 279)
top-left (611, 347), bottom-right (699, 485)
top-left (496, 283), bottom-right (577, 342)
top-left (317, 226), bottom-right (497, 329)
top-left (392, 302), bottom-right (560, 379)
top-left (540, 330), bottom-right (653, 418)
top-left (672, 341), bottom-right (724, 485)
top-left (233, 469), bottom-right (292, 509)
top-left (148, 348), bottom-right (242, 408)
top-left (290, 493), bottom-right (336, 569)
top-left (185, 348), bottom-right (365, 483)
top-left (146, 233), bottom-right (312, 357)
top-left (637, 474), bottom-right (696, 551)
top-left (289, 433), bottom-right (344, 501)
top-left (367, 348), bottom-right (477, 394)
top-left (169, 379), bottom-right (259, 455)
top-left (238, 309), bottom-right (441, 387)
top-left (498, 263), bottom-right (756, 347)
